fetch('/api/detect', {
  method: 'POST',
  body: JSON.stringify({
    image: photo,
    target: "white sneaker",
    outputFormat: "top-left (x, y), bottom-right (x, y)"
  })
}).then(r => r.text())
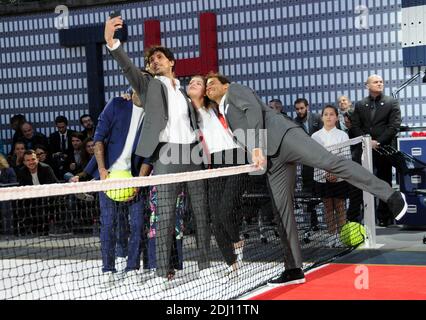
top-left (116, 257), bottom-right (127, 273)
top-left (99, 271), bottom-right (115, 288)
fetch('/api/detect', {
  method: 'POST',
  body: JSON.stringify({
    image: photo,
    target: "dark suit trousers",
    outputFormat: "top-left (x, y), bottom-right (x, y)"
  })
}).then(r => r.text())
top-left (268, 127), bottom-right (396, 270)
top-left (208, 149), bottom-right (247, 266)
top-left (152, 142), bottom-right (210, 278)
top-left (373, 152), bottom-right (393, 222)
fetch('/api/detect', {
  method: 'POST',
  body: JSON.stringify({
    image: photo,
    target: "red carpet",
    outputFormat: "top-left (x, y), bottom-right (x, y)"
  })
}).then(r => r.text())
top-left (250, 264), bottom-right (426, 300)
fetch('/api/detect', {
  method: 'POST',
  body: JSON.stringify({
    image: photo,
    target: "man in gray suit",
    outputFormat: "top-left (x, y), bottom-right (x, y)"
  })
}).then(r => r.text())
top-left (104, 16), bottom-right (210, 288)
top-left (205, 73), bottom-right (408, 286)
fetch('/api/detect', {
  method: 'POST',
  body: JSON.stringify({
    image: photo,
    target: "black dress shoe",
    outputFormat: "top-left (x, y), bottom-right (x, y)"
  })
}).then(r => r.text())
top-left (378, 220), bottom-right (389, 227)
top-left (387, 191), bottom-right (408, 221)
top-left (267, 268), bottom-right (306, 287)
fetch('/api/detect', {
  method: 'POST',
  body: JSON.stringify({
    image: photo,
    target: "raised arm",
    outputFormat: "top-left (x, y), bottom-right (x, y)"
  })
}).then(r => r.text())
top-left (104, 16), bottom-right (151, 102)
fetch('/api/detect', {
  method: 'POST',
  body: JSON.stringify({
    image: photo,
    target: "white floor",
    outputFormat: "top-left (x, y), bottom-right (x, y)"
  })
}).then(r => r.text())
top-left (0, 259), bottom-right (286, 300)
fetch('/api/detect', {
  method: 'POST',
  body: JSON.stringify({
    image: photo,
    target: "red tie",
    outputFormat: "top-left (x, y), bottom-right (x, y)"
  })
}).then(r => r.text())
top-left (217, 112), bottom-right (228, 129)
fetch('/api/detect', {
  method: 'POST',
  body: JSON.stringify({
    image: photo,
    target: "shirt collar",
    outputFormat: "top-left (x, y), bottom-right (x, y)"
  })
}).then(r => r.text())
top-left (324, 126), bottom-right (337, 133)
top-left (219, 94), bottom-right (227, 115)
top-left (156, 76), bottom-right (180, 89)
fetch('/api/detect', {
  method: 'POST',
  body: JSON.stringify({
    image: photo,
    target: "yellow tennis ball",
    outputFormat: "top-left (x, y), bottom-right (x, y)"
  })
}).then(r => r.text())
top-left (105, 170), bottom-right (136, 202)
top-left (340, 222), bottom-right (366, 247)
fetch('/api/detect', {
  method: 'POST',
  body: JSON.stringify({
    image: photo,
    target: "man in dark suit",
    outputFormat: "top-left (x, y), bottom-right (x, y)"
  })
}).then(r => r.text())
top-left (49, 116), bottom-right (76, 156)
top-left (351, 75), bottom-right (402, 227)
top-left (205, 72), bottom-right (408, 286)
top-left (293, 98), bottom-right (323, 230)
top-left (104, 16), bottom-right (210, 289)
top-left (17, 150), bottom-right (59, 235)
top-left (84, 91), bottom-right (151, 287)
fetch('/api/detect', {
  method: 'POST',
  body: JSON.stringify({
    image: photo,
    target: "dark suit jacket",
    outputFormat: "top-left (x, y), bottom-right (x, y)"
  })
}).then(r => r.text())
top-left (109, 45), bottom-right (199, 158)
top-left (49, 130), bottom-right (76, 154)
top-left (293, 112), bottom-right (323, 136)
top-left (0, 167), bottom-right (17, 185)
top-left (224, 83), bottom-right (300, 156)
top-left (22, 132), bottom-right (49, 151)
top-left (84, 97), bottom-right (148, 179)
top-left (351, 94), bottom-right (401, 145)
top-left (17, 162), bottom-right (59, 186)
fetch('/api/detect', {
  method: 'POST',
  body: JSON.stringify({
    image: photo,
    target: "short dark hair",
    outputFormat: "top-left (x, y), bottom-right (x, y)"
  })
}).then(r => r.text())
top-left (23, 149), bottom-right (36, 157)
top-left (33, 144), bottom-right (48, 153)
top-left (321, 104), bottom-right (339, 117)
top-left (55, 115), bottom-right (68, 125)
top-left (205, 72), bottom-right (231, 85)
top-left (269, 98), bottom-right (283, 104)
top-left (79, 114), bottom-right (92, 125)
top-left (71, 132), bottom-right (84, 141)
top-left (145, 45), bottom-right (175, 64)
top-left (10, 114), bottom-right (26, 125)
top-left (294, 98), bottom-right (309, 107)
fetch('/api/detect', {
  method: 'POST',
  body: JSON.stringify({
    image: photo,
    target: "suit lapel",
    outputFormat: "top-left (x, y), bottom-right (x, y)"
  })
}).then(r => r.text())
top-left (160, 81), bottom-right (169, 118)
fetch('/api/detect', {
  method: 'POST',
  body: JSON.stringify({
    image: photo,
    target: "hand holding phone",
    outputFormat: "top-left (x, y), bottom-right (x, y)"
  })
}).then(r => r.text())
top-left (105, 11), bottom-right (123, 47)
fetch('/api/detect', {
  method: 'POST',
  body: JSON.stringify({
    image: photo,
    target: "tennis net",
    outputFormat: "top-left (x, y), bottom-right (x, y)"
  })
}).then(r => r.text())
top-left (0, 136), bottom-right (374, 300)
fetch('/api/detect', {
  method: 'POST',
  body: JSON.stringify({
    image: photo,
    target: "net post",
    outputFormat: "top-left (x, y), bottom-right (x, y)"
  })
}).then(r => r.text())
top-left (361, 135), bottom-right (377, 248)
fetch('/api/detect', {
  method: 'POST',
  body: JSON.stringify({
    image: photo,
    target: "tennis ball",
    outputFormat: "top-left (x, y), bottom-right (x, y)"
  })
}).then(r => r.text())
top-left (340, 222), bottom-right (366, 247)
top-left (105, 170), bottom-right (136, 202)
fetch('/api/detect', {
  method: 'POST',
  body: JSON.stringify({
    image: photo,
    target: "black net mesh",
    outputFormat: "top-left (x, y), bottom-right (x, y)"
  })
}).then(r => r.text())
top-left (0, 139), bottom-right (368, 299)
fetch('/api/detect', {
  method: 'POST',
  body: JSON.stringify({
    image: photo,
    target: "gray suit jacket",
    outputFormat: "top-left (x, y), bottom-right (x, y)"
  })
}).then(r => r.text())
top-left (293, 112), bottom-right (323, 136)
top-left (109, 45), bottom-right (198, 158)
top-left (224, 83), bottom-right (299, 156)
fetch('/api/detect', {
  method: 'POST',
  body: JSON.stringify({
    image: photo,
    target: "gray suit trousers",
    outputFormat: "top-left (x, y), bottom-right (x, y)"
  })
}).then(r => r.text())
top-left (152, 143), bottom-right (210, 278)
top-left (268, 127), bottom-right (395, 269)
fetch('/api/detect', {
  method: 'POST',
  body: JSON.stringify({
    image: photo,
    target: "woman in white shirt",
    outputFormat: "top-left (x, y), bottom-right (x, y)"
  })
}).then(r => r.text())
top-left (311, 105), bottom-right (351, 240)
top-left (187, 75), bottom-right (247, 278)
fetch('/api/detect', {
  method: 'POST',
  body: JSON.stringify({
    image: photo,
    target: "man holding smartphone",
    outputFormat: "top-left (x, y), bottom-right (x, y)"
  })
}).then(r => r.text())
top-left (103, 13), bottom-right (212, 291)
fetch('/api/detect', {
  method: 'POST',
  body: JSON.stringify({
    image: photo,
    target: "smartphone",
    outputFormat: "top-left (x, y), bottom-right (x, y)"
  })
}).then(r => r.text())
top-left (109, 11), bottom-right (126, 40)
top-left (109, 11), bottom-right (121, 19)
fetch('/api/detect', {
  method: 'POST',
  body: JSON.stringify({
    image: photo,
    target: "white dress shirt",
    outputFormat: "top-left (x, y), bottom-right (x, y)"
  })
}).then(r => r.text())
top-left (196, 107), bottom-right (239, 154)
top-left (157, 76), bottom-right (196, 144)
top-left (110, 104), bottom-right (145, 171)
top-left (311, 127), bottom-right (350, 183)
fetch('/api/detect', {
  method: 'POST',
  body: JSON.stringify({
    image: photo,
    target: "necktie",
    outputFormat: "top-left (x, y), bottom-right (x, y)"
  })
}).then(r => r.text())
top-left (61, 134), bottom-right (66, 152)
top-left (217, 112), bottom-right (228, 129)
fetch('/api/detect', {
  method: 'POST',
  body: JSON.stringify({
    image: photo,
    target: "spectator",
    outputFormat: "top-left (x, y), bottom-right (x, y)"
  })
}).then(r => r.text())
top-left (9, 114), bottom-right (26, 155)
top-left (312, 105), bottom-right (350, 245)
top-left (351, 74), bottom-right (402, 227)
top-left (17, 150), bottom-right (59, 235)
top-left (7, 140), bottom-right (26, 174)
top-left (337, 95), bottom-right (354, 132)
top-left (293, 98), bottom-right (323, 230)
top-left (0, 153), bottom-right (17, 235)
top-left (69, 138), bottom-right (95, 182)
top-left (268, 98), bottom-right (285, 114)
top-left (49, 115), bottom-right (76, 156)
top-left (64, 132), bottom-right (85, 177)
top-left (20, 122), bottom-right (49, 151)
top-left (79, 114), bottom-right (95, 140)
